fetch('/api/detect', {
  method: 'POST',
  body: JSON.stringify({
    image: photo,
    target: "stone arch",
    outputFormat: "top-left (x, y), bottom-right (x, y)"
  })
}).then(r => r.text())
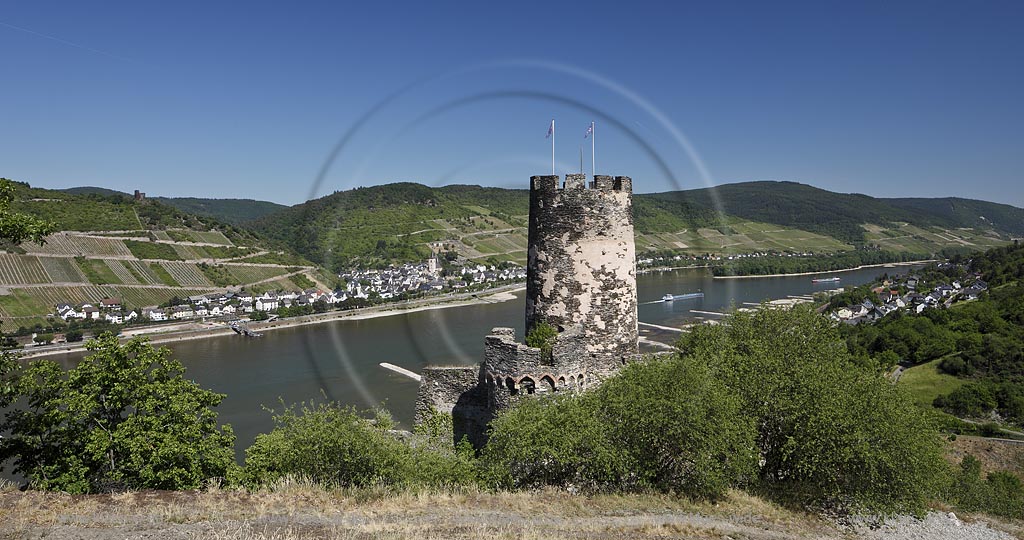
top-left (505, 377), bottom-right (518, 396)
top-left (578, 373), bottom-right (586, 387)
top-left (557, 375), bottom-right (566, 388)
top-left (569, 375), bottom-right (576, 387)
top-left (540, 375), bottom-right (556, 393)
top-left (519, 376), bottom-right (536, 395)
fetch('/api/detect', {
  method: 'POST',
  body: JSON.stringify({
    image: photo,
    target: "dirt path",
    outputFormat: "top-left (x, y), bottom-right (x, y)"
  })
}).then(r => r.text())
top-left (0, 488), bottom-right (1017, 540)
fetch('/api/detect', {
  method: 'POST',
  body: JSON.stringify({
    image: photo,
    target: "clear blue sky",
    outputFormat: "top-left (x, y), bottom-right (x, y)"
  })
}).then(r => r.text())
top-left (1, 1), bottom-right (1022, 206)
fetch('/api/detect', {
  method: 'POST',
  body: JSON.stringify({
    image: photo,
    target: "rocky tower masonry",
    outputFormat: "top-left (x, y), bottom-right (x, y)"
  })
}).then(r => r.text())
top-left (525, 173), bottom-right (639, 377)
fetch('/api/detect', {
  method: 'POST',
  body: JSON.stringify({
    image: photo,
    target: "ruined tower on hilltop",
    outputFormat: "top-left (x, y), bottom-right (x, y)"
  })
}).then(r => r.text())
top-left (415, 173), bottom-right (639, 447)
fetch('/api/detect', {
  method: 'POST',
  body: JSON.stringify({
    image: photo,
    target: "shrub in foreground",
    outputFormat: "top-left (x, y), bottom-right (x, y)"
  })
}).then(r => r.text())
top-left (483, 356), bottom-right (756, 499)
top-left (681, 306), bottom-right (948, 513)
top-left (241, 401), bottom-right (479, 489)
top-left (0, 334), bottom-right (235, 493)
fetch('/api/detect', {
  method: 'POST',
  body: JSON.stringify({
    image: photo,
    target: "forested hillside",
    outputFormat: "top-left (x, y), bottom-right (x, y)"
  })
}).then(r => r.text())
top-left (154, 197), bottom-right (287, 225)
top-left (647, 181), bottom-right (1023, 245)
top-left (887, 197), bottom-right (1024, 236)
top-left (248, 180), bottom-right (1018, 270)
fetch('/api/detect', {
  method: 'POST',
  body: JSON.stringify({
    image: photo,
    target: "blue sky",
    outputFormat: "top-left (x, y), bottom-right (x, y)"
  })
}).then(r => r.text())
top-left (1, 1), bottom-right (1022, 206)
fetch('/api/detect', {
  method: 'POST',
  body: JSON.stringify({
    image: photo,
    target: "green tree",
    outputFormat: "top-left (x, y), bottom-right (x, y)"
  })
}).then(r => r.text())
top-left (525, 321), bottom-right (558, 362)
top-left (679, 305), bottom-right (947, 513)
top-left (0, 333), bottom-right (235, 492)
top-left (0, 178), bottom-right (56, 244)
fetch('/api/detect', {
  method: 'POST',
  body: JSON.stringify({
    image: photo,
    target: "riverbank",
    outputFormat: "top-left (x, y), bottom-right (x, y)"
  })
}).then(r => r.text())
top-left (17, 284), bottom-right (526, 359)
top-left (711, 260), bottom-right (935, 280)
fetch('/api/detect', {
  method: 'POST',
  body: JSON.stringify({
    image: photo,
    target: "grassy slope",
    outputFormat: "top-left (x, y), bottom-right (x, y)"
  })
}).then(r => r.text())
top-left (899, 357), bottom-right (967, 407)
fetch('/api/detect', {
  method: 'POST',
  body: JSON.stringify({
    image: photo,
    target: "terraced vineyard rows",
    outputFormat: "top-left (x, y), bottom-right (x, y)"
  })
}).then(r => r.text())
top-left (171, 244), bottom-right (208, 260)
top-left (224, 265), bottom-right (291, 283)
top-left (125, 260), bottom-right (163, 285)
top-left (248, 276), bottom-right (300, 294)
top-left (0, 285), bottom-right (113, 330)
top-left (22, 235), bottom-right (132, 257)
top-left (38, 257), bottom-right (86, 283)
top-left (104, 260), bottom-right (140, 285)
top-left (189, 230), bottom-right (233, 245)
top-left (160, 261), bottom-right (213, 287)
top-left (0, 254), bottom-right (51, 285)
top-left (109, 286), bottom-right (213, 310)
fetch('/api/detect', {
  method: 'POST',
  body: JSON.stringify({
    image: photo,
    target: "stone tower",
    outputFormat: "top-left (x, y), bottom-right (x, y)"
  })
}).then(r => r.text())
top-left (525, 173), bottom-right (638, 376)
top-left (415, 173), bottom-right (640, 447)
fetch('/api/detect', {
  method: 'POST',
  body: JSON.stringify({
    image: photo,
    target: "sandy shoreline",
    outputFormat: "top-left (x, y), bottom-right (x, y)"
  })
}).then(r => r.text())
top-left (711, 260), bottom-right (936, 280)
top-left (18, 284), bottom-right (526, 359)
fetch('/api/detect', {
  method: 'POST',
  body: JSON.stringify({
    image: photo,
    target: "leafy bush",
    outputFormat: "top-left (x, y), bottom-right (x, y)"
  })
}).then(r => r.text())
top-left (483, 393), bottom-right (629, 491)
top-left (483, 355), bottom-right (756, 499)
top-left (0, 334), bottom-right (235, 492)
top-left (242, 401), bottom-right (480, 489)
top-left (525, 321), bottom-right (557, 363)
top-left (679, 305), bottom-right (946, 513)
top-left (946, 455), bottom-right (1024, 519)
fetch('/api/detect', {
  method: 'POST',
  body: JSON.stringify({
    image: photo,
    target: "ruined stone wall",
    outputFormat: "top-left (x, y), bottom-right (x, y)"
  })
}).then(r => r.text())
top-left (525, 174), bottom-right (639, 377)
top-left (414, 366), bottom-right (490, 448)
top-left (481, 327), bottom-right (591, 411)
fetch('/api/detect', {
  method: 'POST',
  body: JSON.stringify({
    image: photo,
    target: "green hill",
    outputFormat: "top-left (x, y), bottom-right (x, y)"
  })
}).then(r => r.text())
top-left (61, 186), bottom-right (131, 197)
top-left (250, 180), bottom-right (1019, 270)
top-left (154, 197), bottom-right (288, 225)
top-left (885, 197), bottom-right (1024, 236)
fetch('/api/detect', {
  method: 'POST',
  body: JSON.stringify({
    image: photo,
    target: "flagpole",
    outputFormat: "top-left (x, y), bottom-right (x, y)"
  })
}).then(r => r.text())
top-left (551, 119), bottom-right (555, 175)
top-left (591, 121), bottom-right (596, 178)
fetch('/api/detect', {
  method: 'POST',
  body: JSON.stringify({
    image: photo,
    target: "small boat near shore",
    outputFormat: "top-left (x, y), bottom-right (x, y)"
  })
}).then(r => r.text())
top-left (811, 277), bottom-right (841, 283)
top-left (662, 292), bottom-right (704, 302)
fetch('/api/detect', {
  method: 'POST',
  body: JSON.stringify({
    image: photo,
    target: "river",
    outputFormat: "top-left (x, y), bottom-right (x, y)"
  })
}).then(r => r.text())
top-left (22, 264), bottom-right (920, 463)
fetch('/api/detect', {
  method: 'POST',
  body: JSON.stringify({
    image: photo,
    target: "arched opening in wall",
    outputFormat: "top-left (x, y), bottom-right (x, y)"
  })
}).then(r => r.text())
top-left (569, 375), bottom-right (576, 387)
top-left (540, 375), bottom-right (556, 393)
top-left (520, 376), bottom-right (536, 395)
top-left (557, 376), bottom-right (566, 388)
top-left (506, 377), bottom-right (518, 396)
top-left (578, 373), bottom-right (586, 387)
top-left (486, 375), bottom-right (494, 387)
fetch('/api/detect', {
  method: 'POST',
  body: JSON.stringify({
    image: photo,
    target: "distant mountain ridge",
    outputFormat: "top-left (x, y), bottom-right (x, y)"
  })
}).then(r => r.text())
top-left (152, 197), bottom-right (287, 226)
top-left (59, 180), bottom-right (1024, 270)
top-left (240, 180), bottom-right (1020, 270)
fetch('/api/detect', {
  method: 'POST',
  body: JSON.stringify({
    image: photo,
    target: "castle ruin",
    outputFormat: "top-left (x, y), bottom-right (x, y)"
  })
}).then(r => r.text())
top-left (414, 174), bottom-right (639, 447)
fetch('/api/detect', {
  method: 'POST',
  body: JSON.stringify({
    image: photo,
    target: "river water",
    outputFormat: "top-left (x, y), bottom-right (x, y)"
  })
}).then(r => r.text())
top-left (29, 264), bottom-right (919, 462)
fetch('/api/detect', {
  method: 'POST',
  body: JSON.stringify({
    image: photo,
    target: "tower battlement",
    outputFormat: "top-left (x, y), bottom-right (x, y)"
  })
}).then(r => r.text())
top-left (530, 174), bottom-right (633, 194)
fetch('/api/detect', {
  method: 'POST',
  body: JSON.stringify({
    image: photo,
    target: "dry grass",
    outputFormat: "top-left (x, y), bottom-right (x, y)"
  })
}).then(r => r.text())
top-left (2, 478), bottom-right (1019, 539)
top-left (0, 478), bottom-right (840, 540)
